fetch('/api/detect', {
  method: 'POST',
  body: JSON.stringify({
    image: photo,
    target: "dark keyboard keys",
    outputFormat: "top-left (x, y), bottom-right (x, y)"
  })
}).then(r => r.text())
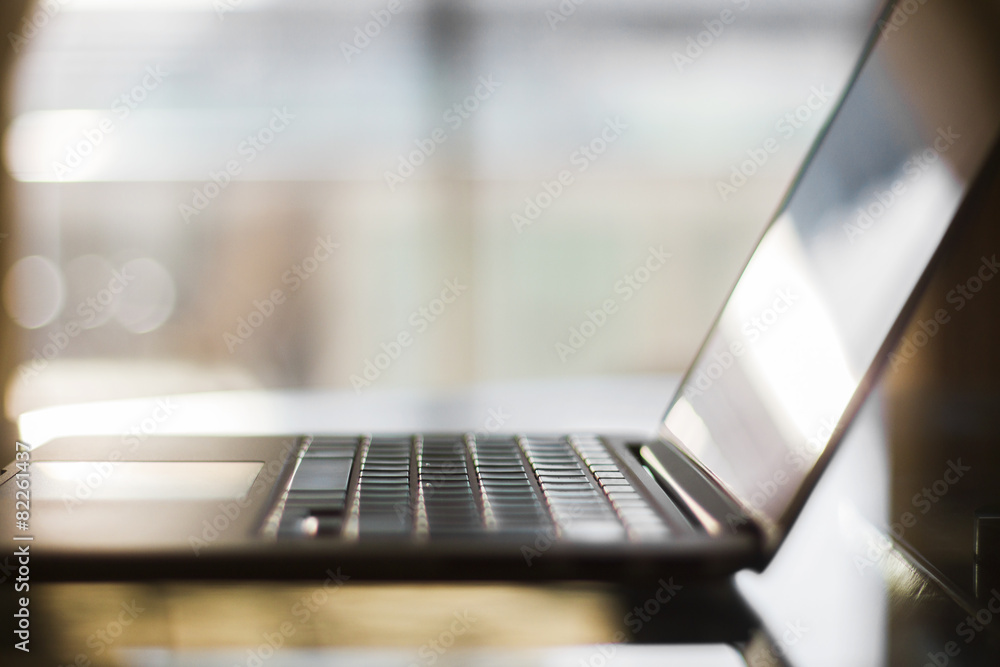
top-left (519, 436), bottom-right (625, 542)
top-left (419, 437), bottom-right (480, 536)
top-left (278, 437), bottom-right (358, 538)
top-left (572, 435), bottom-right (671, 541)
top-left (354, 438), bottom-right (413, 537)
top-left (470, 436), bottom-right (550, 535)
top-left (275, 433), bottom-right (669, 545)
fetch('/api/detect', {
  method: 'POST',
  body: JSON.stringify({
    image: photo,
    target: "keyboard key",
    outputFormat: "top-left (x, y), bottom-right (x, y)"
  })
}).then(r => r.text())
top-left (290, 457), bottom-right (353, 493)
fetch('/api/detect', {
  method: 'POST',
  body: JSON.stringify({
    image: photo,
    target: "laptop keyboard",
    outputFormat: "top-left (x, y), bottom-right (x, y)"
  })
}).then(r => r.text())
top-left (272, 434), bottom-right (671, 543)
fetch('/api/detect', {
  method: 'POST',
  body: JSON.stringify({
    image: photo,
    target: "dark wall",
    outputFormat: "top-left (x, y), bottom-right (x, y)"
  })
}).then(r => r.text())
top-left (885, 143), bottom-right (1000, 599)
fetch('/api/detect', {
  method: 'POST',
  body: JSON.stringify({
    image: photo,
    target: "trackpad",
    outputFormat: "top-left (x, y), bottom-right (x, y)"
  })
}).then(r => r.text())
top-left (31, 461), bottom-right (263, 501)
top-left (23, 462), bottom-right (266, 548)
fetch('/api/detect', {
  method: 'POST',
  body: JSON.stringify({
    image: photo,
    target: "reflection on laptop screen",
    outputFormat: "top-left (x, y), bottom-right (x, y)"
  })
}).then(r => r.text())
top-left (660, 2), bottom-right (1000, 533)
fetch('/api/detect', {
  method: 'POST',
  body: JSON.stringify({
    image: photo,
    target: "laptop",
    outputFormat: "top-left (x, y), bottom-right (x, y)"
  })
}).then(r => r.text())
top-left (3, 0), bottom-right (1000, 583)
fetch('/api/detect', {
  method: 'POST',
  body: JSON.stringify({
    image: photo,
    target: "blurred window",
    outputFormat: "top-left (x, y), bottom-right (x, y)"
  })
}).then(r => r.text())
top-left (2, 0), bottom-right (879, 417)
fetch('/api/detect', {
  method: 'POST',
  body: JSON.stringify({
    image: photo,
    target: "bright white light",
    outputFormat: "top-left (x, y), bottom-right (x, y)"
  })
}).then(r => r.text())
top-left (722, 219), bottom-right (856, 443)
top-left (115, 257), bottom-right (176, 334)
top-left (64, 255), bottom-right (122, 329)
top-left (2, 255), bottom-right (65, 329)
top-left (64, 0), bottom-right (278, 12)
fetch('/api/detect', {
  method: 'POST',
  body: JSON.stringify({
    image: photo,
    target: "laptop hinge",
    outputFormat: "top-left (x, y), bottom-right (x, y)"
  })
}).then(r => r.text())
top-left (633, 439), bottom-right (770, 544)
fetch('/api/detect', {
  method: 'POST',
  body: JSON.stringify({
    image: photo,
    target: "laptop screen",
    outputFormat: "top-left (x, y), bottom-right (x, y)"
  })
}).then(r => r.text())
top-left (659, 0), bottom-right (1000, 534)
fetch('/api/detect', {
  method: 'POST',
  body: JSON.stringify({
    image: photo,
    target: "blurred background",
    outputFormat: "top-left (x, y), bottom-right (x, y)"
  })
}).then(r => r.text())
top-left (4, 2), bottom-right (1000, 660)
top-left (0, 0), bottom-right (883, 426)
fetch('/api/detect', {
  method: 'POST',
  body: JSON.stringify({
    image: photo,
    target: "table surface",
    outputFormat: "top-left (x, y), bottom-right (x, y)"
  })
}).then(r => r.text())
top-left (16, 376), bottom-right (1000, 666)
